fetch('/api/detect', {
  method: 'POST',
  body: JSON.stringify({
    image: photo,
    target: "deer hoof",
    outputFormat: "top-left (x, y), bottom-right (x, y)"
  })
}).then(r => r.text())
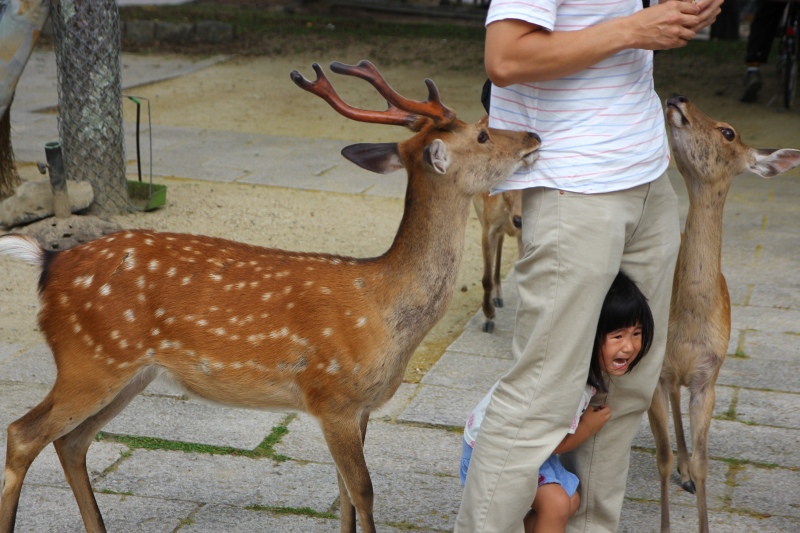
top-left (492, 298), bottom-right (504, 308)
top-left (482, 321), bottom-right (495, 334)
top-left (682, 480), bottom-right (696, 494)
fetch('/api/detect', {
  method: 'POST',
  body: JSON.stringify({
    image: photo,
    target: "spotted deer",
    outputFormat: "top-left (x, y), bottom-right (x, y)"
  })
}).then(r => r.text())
top-left (649, 95), bottom-right (800, 533)
top-left (0, 61), bottom-right (540, 533)
top-left (472, 190), bottom-right (522, 333)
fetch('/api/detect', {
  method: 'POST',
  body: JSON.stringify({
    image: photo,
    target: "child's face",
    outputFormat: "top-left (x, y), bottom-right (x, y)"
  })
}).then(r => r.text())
top-left (601, 325), bottom-right (643, 376)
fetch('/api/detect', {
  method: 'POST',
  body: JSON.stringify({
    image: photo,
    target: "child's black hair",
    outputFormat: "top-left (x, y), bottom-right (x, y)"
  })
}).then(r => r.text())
top-left (588, 271), bottom-right (655, 393)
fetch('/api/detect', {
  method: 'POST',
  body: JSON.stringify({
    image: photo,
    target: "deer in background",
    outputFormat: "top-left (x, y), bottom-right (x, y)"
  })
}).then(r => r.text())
top-left (472, 190), bottom-right (522, 333)
top-left (0, 61), bottom-right (540, 533)
top-left (649, 94), bottom-right (800, 533)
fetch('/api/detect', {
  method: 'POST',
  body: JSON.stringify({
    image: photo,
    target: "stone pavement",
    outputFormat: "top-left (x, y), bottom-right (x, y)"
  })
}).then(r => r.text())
top-left (0, 50), bottom-right (798, 532)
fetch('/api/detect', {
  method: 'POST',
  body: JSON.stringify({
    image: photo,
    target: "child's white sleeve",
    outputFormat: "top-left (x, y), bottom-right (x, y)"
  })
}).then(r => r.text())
top-left (464, 381), bottom-right (500, 447)
top-left (567, 384), bottom-right (597, 434)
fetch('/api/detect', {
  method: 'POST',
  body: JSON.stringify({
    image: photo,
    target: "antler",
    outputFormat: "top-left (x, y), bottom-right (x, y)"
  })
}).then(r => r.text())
top-left (290, 61), bottom-right (456, 129)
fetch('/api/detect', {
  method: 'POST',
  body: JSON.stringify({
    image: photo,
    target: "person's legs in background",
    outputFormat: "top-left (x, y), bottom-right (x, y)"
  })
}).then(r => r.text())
top-left (742, 1), bottom-right (786, 102)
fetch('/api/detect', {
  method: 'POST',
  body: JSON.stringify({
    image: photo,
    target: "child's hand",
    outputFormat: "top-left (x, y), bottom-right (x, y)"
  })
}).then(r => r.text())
top-left (580, 405), bottom-right (612, 435)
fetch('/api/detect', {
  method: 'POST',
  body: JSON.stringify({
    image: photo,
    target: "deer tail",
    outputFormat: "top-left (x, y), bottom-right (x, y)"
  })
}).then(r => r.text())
top-left (0, 234), bottom-right (46, 267)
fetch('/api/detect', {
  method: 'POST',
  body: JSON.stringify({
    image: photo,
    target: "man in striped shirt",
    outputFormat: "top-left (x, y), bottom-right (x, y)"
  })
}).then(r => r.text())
top-left (456, 0), bottom-right (723, 531)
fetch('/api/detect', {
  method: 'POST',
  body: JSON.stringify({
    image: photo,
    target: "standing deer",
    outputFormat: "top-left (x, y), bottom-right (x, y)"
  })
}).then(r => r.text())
top-left (648, 94), bottom-right (800, 533)
top-left (472, 190), bottom-right (522, 333)
top-left (0, 61), bottom-right (540, 533)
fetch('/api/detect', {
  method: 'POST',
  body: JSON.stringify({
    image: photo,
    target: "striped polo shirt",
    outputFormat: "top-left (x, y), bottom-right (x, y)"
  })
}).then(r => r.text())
top-left (486, 0), bottom-right (670, 194)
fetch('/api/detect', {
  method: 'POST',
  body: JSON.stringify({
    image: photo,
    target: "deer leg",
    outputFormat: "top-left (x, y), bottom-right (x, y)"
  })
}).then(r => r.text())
top-left (335, 412), bottom-right (369, 533)
top-left (480, 225), bottom-right (497, 333)
top-left (688, 385), bottom-right (716, 533)
top-left (52, 367), bottom-right (157, 533)
top-left (320, 415), bottom-right (375, 533)
top-left (647, 379), bottom-right (674, 533)
top-left (492, 232), bottom-right (505, 308)
top-left (0, 367), bottom-right (139, 532)
top-left (669, 385), bottom-right (693, 493)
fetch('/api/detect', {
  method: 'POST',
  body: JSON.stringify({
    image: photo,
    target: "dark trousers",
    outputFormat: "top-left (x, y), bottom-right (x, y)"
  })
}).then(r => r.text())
top-left (746, 1), bottom-right (787, 64)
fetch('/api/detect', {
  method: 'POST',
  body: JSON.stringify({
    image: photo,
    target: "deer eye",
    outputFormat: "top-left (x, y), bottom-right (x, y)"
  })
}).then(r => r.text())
top-left (719, 128), bottom-right (735, 142)
top-left (477, 131), bottom-right (489, 144)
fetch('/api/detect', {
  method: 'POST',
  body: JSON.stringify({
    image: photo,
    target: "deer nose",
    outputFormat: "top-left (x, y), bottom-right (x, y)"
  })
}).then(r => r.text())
top-left (513, 216), bottom-right (522, 229)
top-left (527, 131), bottom-right (541, 143)
top-left (667, 94), bottom-right (689, 106)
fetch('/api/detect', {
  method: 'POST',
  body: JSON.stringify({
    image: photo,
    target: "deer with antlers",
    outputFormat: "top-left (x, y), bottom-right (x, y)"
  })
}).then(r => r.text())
top-left (0, 61), bottom-right (540, 533)
top-left (648, 95), bottom-right (800, 533)
top-left (472, 190), bottom-right (522, 333)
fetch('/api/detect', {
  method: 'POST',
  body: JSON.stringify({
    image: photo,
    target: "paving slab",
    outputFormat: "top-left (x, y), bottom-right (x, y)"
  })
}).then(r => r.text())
top-left (97, 449), bottom-right (339, 512)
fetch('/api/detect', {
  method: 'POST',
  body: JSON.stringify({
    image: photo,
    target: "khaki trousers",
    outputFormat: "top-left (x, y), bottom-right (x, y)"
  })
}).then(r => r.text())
top-left (455, 173), bottom-right (680, 532)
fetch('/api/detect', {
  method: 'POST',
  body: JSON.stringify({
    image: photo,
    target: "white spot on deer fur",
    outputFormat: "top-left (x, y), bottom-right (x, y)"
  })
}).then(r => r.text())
top-left (210, 273), bottom-right (222, 282)
top-left (212, 362), bottom-right (225, 370)
top-left (119, 339), bottom-right (129, 349)
top-left (151, 328), bottom-right (160, 336)
top-left (228, 316), bottom-right (239, 324)
top-left (145, 348), bottom-right (155, 359)
top-left (84, 302), bottom-right (92, 310)
top-left (236, 281), bottom-right (246, 290)
top-left (320, 287), bottom-right (331, 295)
top-left (73, 324), bottom-right (82, 334)
top-left (307, 266), bottom-right (314, 271)
top-left (165, 317), bottom-right (175, 325)
top-left (209, 306), bottom-right (219, 312)
top-left (83, 335), bottom-right (94, 347)
top-left (100, 284), bottom-right (111, 296)
top-left (144, 238), bottom-right (154, 246)
top-left (166, 267), bottom-right (177, 277)
top-left (354, 278), bottom-right (365, 289)
top-left (212, 328), bottom-right (226, 336)
top-left (148, 259), bottom-right (160, 272)
top-left (248, 333), bottom-right (267, 345)
top-left (224, 284), bottom-right (233, 291)
top-left (230, 334), bottom-right (240, 341)
top-left (287, 303), bottom-right (295, 310)
top-left (110, 330), bottom-right (120, 340)
top-left (326, 360), bottom-right (341, 374)
top-left (261, 292), bottom-right (273, 302)
top-left (231, 362), bottom-right (243, 370)
top-left (155, 308), bottom-right (166, 318)
top-left (197, 319), bottom-right (208, 327)
top-left (322, 328), bottom-right (333, 337)
top-left (124, 309), bottom-right (135, 322)
top-left (107, 358), bottom-right (116, 365)
top-left (181, 276), bottom-right (191, 285)
top-left (124, 233), bottom-right (134, 239)
top-left (59, 294), bottom-right (69, 306)
top-left (136, 276), bottom-right (146, 289)
top-left (137, 293), bottom-right (146, 303)
top-left (73, 275), bottom-right (94, 288)
top-left (118, 362), bottom-right (131, 369)
top-left (355, 317), bottom-right (367, 328)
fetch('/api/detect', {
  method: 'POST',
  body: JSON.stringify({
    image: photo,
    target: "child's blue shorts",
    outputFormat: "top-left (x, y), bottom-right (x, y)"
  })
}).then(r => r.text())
top-left (460, 439), bottom-right (579, 497)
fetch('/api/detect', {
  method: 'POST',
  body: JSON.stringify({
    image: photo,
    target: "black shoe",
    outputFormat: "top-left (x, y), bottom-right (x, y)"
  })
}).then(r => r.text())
top-left (741, 70), bottom-right (763, 103)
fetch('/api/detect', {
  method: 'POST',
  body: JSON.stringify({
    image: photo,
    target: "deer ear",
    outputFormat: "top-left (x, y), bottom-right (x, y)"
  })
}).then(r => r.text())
top-left (341, 143), bottom-right (403, 174)
top-left (750, 148), bottom-right (800, 178)
top-left (424, 139), bottom-right (450, 174)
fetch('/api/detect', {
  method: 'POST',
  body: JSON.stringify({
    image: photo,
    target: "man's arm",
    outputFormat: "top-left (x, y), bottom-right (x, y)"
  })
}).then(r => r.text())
top-left (485, 0), bottom-right (723, 86)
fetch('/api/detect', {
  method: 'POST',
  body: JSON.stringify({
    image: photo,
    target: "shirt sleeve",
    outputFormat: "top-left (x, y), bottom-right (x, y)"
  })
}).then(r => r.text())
top-left (486, 0), bottom-right (558, 32)
top-left (567, 384), bottom-right (597, 434)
